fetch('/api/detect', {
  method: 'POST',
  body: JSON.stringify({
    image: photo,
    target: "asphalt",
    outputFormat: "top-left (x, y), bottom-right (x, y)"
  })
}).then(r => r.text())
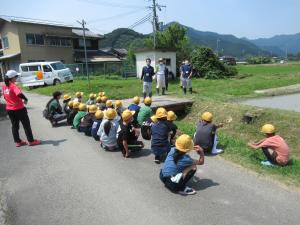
top-left (0, 92), bottom-right (300, 225)
top-left (242, 93), bottom-right (300, 112)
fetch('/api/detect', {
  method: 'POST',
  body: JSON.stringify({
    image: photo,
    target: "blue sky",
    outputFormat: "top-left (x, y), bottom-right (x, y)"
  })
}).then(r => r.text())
top-left (1, 0), bottom-right (299, 39)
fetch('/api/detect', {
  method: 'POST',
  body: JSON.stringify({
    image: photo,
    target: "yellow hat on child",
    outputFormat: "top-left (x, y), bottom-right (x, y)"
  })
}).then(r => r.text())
top-left (95, 110), bottom-right (104, 119)
top-left (63, 95), bottom-right (71, 101)
top-left (98, 92), bottom-right (105, 97)
top-left (115, 100), bottom-right (123, 108)
top-left (73, 102), bottom-right (80, 109)
top-left (175, 134), bottom-right (194, 153)
top-left (144, 97), bottom-right (152, 105)
top-left (155, 107), bottom-right (167, 119)
top-left (133, 96), bottom-right (140, 105)
top-left (89, 93), bottom-right (96, 99)
top-left (96, 96), bottom-right (101, 103)
top-left (79, 103), bottom-right (87, 111)
top-left (75, 92), bottom-right (84, 98)
top-left (167, 111), bottom-right (177, 121)
top-left (106, 100), bottom-right (113, 107)
top-left (261, 124), bottom-right (276, 134)
top-left (104, 108), bottom-right (117, 120)
top-left (151, 115), bottom-right (158, 123)
top-left (101, 96), bottom-right (108, 103)
top-left (68, 101), bottom-right (74, 108)
top-left (88, 105), bottom-right (98, 113)
top-left (201, 112), bottom-right (213, 122)
top-left (122, 109), bottom-right (134, 122)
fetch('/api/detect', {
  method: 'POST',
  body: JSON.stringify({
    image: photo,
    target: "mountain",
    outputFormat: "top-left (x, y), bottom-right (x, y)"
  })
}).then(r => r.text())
top-left (249, 33), bottom-right (300, 56)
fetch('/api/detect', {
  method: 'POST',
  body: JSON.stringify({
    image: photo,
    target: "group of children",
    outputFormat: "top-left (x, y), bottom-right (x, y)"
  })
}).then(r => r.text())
top-left (45, 91), bottom-right (290, 195)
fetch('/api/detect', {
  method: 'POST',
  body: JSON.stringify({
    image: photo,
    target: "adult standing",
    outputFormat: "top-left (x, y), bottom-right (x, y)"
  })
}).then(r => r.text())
top-left (155, 58), bottom-right (166, 95)
top-left (1, 70), bottom-right (41, 147)
top-left (181, 60), bottom-right (193, 94)
top-left (140, 58), bottom-right (155, 99)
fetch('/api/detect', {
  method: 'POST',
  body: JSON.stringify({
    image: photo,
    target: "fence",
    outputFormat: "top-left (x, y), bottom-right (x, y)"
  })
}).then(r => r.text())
top-left (66, 61), bottom-right (136, 79)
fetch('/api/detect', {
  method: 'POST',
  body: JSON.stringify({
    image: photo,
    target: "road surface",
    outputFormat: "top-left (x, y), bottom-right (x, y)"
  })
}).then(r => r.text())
top-left (0, 92), bottom-right (300, 225)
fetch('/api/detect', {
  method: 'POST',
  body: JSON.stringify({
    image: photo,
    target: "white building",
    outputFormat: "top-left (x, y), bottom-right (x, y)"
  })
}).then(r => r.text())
top-left (135, 49), bottom-right (176, 78)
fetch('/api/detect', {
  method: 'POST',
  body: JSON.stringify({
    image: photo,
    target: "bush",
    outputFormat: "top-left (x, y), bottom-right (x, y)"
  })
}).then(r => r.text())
top-left (191, 46), bottom-right (237, 79)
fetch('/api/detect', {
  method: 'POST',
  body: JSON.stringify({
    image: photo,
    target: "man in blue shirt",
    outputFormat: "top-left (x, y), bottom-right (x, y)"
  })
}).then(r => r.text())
top-left (141, 58), bottom-right (155, 99)
top-left (181, 60), bottom-right (193, 94)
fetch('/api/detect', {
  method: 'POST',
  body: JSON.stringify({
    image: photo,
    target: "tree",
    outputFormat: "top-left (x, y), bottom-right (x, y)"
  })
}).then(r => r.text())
top-left (190, 46), bottom-right (237, 79)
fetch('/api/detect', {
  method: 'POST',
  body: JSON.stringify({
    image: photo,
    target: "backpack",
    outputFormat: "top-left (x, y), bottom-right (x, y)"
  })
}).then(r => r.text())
top-left (141, 121), bottom-right (152, 140)
top-left (42, 108), bottom-right (51, 119)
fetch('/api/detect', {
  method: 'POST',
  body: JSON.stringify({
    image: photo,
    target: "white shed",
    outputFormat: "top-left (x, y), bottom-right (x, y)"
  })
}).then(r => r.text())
top-left (135, 49), bottom-right (176, 78)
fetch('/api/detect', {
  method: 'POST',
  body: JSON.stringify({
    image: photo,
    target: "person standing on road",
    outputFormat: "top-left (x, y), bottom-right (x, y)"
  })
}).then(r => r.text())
top-left (181, 60), bottom-right (193, 94)
top-left (160, 134), bottom-right (204, 195)
top-left (141, 58), bottom-right (155, 99)
top-left (1, 70), bottom-right (41, 147)
top-left (155, 58), bottom-right (166, 95)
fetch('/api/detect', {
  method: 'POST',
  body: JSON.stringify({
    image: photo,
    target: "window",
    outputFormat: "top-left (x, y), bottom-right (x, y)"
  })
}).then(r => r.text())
top-left (21, 66), bottom-right (29, 72)
top-left (26, 33), bottom-right (45, 45)
top-left (48, 37), bottom-right (71, 47)
top-left (50, 62), bottom-right (66, 70)
top-left (43, 65), bottom-right (52, 72)
top-left (28, 65), bottom-right (41, 71)
top-left (2, 37), bottom-right (9, 49)
top-left (165, 58), bottom-right (171, 66)
top-left (79, 39), bottom-right (91, 48)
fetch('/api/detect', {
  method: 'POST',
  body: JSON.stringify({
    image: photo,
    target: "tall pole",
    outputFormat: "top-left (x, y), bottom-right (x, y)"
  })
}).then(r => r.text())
top-left (77, 19), bottom-right (90, 88)
top-left (152, 0), bottom-right (158, 49)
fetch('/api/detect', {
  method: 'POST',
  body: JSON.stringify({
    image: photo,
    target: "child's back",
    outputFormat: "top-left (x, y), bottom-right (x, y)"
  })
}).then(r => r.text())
top-left (194, 121), bottom-right (216, 152)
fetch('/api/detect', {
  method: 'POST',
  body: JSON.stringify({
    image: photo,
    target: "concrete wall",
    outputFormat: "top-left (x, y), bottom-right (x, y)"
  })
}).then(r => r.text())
top-left (17, 22), bottom-right (74, 63)
top-left (0, 22), bottom-right (21, 55)
top-left (135, 51), bottom-right (176, 78)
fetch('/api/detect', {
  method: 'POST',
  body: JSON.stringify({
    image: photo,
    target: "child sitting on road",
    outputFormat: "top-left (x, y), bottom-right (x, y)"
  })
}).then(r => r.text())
top-left (74, 92), bottom-right (83, 103)
top-left (247, 124), bottom-right (289, 166)
top-left (128, 96), bottom-right (141, 127)
top-left (151, 107), bottom-right (172, 164)
top-left (115, 100), bottom-right (124, 117)
top-left (78, 105), bottom-right (97, 136)
top-left (99, 96), bottom-right (108, 111)
top-left (86, 93), bottom-right (96, 105)
top-left (194, 112), bottom-right (224, 155)
top-left (62, 95), bottom-right (72, 115)
top-left (91, 110), bottom-right (104, 141)
top-left (137, 97), bottom-right (153, 126)
top-left (97, 108), bottom-right (119, 151)
top-left (72, 103), bottom-right (88, 130)
top-left (106, 100), bottom-right (114, 109)
top-left (68, 101), bottom-right (80, 125)
top-left (167, 111), bottom-right (178, 146)
top-left (96, 96), bottom-right (102, 109)
top-left (118, 110), bottom-right (144, 158)
top-left (141, 115), bottom-right (158, 140)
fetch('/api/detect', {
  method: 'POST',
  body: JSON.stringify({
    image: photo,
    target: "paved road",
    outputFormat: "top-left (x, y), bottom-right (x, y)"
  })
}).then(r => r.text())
top-left (242, 93), bottom-right (300, 112)
top-left (0, 92), bottom-right (300, 225)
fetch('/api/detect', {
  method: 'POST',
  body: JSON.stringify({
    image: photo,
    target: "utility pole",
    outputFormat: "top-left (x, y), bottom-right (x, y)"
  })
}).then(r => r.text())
top-left (77, 19), bottom-right (90, 88)
top-left (149, 0), bottom-right (166, 49)
top-left (216, 39), bottom-right (220, 56)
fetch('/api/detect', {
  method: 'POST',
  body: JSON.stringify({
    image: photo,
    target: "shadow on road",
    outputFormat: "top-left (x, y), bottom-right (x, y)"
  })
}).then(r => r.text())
top-left (42, 139), bottom-right (67, 146)
top-left (129, 149), bottom-right (152, 158)
top-left (188, 176), bottom-right (220, 191)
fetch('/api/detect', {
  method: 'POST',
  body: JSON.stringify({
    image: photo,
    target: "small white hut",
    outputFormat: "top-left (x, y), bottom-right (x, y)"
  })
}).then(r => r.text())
top-left (135, 49), bottom-right (176, 78)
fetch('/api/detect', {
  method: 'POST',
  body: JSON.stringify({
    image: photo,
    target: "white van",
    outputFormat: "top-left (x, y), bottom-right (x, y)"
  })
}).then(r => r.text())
top-left (19, 61), bottom-right (73, 88)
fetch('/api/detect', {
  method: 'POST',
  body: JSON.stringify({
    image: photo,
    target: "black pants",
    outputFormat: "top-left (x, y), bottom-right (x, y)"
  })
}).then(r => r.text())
top-left (165, 77), bottom-right (169, 91)
top-left (262, 147), bottom-right (278, 164)
top-left (7, 108), bottom-right (34, 143)
top-left (160, 169), bottom-right (196, 192)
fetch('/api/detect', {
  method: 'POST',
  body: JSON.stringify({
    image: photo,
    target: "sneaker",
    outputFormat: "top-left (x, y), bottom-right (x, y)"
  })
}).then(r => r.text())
top-left (16, 140), bottom-right (27, 147)
top-left (178, 186), bottom-right (196, 195)
top-left (212, 149), bottom-right (224, 155)
top-left (28, 140), bottom-right (41, 146)
top-left (261, 160), bottom-right (274, 166)
top-left (154, 156), bottom-right (160, 164)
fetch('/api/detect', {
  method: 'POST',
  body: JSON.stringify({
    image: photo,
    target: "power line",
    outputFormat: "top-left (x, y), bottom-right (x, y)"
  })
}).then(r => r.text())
top-left (77, 0), bottom-right (145, 9)
top-left (128, 13), bottom-right (152, 30)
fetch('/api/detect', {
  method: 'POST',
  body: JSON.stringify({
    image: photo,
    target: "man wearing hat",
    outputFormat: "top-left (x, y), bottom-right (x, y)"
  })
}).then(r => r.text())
top-left (155, 58), bottom-right (167, 95)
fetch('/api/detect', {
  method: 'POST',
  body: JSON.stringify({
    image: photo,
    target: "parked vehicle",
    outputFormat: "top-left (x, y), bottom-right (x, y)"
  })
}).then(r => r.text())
top-left (19, 61), bottom-right (73, 88)
top-left (219, 56), bottom-right (237, 65)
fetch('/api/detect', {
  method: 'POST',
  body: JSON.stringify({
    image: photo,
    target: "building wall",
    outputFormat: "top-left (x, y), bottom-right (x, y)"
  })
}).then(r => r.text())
top-left (17, 22), bottom-right (74, 63)
top-left (135, 51), bottom-right (176, 78)
top-left (0, 22), bottom-right (21, 55)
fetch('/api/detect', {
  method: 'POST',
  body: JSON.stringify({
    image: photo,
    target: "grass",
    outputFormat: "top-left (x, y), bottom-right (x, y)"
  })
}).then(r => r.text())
top-left (26, 63), bottom-right (300, 188)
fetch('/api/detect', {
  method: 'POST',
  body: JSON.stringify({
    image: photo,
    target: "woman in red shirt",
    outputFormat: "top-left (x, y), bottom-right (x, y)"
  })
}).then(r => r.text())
top-left (1, 70), bottom-right (41, 147)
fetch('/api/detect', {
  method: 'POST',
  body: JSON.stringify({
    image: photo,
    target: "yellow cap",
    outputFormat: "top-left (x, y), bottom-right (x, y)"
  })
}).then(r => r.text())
top-left (155, 107), bottom-right (167, 119)
top-left (151, 115), bottom-right (158, 123)
top-left (95, 110), bottom-right (104, 119)
top-left (63, 95), bottom-right (71, 101)
top-left (79, 103), bottom-right (87, 111)
top-left (201, 112), bottom-right (213, 122)
top-left (101, 96), bottom-right (108, 103)
top-left (88, 105), bottom-right (98, 113)
top-left (68, 100), bottom-right (74, 108)
top-left (122, 109), bottom-right (134, 122)
top-left (96, 96), bottom-right (101, 103)
top-left (144, 97), bottom-right (152, 105)
top-left (75, 92), bottom-right (84, 98)
top-left (115, 100), bottom-right (123, 108)
top-left (261, 124), bottom-right (276, 134)
top-left (167, 111), bottom-right (177, 121)
top-left (106, 100), bottom-right (113, 107)
top-left (133, 96), bottom-right (140, 105)
top-left (89, 93), bottom-right (96, 99)
top-left (98, 92), bottom-right (105, 97)
top-left (175, 134), bottom-right (194, 153)
top-left (73, 101), bottom-right (80, 109)
top-left (104, 108), bottom-right (117, 120)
